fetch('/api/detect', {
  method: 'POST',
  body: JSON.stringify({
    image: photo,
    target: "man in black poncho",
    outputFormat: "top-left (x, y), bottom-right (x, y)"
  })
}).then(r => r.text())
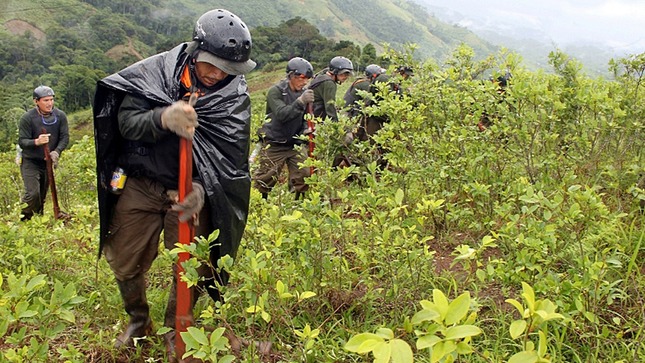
top-left (92, 9), bottom-right (255, 358)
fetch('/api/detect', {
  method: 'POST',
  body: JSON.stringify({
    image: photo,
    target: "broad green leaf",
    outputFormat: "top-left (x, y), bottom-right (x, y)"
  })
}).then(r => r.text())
top-left (298, 291), bottom-right (316, 301)
top-left (411, 309), bottom-right (441, 325)
top-left (276, 280), bottom-right (286, 295)
top-left (210, 327), bottom-right (226, 342)
top-left (57, 310), bottom-right (75, 323)
top-left (344, 333), bottom-right (384, 354)
top-left (584, 311), bottom-right (597, 323)
top-left (505, 299), bottom-right (525, 316)
top-left (395, 188), bottom-right (404, 206)
top-left (455, 341), bottom-right (474, 354)
top-left (280, 210), bottom-right (303, 221)
top-left (417, 334), bottom-right (441, 350)
top-left (373, 341), bottom-right (391, 363)
top-left (26, 275), bottom-right (47, 291)
top-left (508, 350), bottom-right (539, 363)
top-left (444, 325), bottom-right (481, 340)
top-left (376, 327), bottom-right (394, 339)
top-left (521, 282), bottom-right (536, 311)
top-left (390, 339), bottom-right (414, 363)
top-left (509, 320), bottom-right (527, 339)
top-left (445, 292), bottom-right (471, 325)
top-left (187, 326), bottom-right (208, 346)
top-left (220, 356), bottom-right (235, 363)
top-left (432, 289), bottom-right (449, 319)
top-left (431, 340), bottom-right (447, 363)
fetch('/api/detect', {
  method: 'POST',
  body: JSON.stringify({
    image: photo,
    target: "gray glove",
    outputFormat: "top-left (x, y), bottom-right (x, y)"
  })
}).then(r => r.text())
top-left (343, 131), bottom-right (354, 146)
top-left (172, 182), bottom-right (205, 223)
top-left (297, 89), bottom-right (314, 105)
top-left (50, 151), bottom-right (60, 168)
top-left (161, 100), bottom-right (198, 139)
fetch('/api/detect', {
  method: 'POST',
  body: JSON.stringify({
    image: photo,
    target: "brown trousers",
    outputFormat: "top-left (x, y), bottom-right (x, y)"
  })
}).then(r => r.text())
top-left (253, 143), bottom-right (310, 194)
top-left (103, 177), bottom-right (211, 281)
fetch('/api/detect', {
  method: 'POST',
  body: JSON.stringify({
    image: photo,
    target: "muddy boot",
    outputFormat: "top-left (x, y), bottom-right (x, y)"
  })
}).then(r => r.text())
top-left (115, 275), bottom-right (153, 348)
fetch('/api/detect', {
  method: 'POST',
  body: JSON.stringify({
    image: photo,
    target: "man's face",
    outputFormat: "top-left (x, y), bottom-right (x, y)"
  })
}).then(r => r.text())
top-left (289, 73), bottom-right (310, 91)
top-left (195, 62), bottom-right (229, 87)
top-left (336, 72), bottom-right (350, 84)
top-left (35, 96), bottom-right (54, 114)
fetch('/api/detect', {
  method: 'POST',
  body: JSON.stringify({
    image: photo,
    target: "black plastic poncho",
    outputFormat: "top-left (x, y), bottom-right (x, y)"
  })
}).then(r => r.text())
top-left (93, 43), bottom-right (252, 264)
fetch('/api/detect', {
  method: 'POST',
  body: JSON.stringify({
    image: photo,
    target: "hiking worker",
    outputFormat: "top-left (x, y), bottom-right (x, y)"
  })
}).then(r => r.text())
top-left (253, 57), bottom-right (314, 200)
top-left (92, 8), bottom-right (255, 360)
top-left (343, 64), bottom-right (384, 119)
top-left (18, 86), bottom-right (69, 221)
top-left (309, 56), bottom-right (354, 122)
top-left (397, 65), bottom-right (414, 80)
top-left (478, 72), bottom-right (511, 131)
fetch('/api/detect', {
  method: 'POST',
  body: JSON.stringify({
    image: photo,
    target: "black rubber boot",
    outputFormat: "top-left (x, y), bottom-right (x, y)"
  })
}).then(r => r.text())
top-left (115, 274), bottom-right (152, 348)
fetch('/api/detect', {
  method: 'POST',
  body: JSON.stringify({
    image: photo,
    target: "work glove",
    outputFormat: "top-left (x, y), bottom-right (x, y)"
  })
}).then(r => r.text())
top-left (49, 151), bottom-right (60, 168)
top-left (297, 89), bottom-right (314, 106)
top-left (161, 100), bottom-right (198, 140)
top-left (342, 131), bottom-right (354, 146)
top-left (171, 182), bottom-right (205, 224)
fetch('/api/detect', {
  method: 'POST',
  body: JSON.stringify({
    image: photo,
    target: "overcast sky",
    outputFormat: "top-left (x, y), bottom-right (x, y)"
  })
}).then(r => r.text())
top-left (422, 0), bottom-right (645, 54)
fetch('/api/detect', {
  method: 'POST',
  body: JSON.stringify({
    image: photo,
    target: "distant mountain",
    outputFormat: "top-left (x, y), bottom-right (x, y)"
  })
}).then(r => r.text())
top-left (416, 0), bottom-right (620, 77)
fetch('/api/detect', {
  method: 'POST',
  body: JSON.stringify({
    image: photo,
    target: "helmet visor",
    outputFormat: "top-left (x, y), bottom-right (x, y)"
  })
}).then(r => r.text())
top-left (197, 51), bottom-right (256, 75)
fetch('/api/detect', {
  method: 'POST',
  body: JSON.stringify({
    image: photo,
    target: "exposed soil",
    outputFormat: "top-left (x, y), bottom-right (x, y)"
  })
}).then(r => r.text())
top-left (106, 39), bottom-right (145, 62)
top-left (4, 19), bottom-right (46, 41)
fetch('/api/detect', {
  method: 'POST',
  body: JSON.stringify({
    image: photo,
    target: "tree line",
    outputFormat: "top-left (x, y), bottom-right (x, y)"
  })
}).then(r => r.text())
top-left (0, 3), bottom-right (378, 151)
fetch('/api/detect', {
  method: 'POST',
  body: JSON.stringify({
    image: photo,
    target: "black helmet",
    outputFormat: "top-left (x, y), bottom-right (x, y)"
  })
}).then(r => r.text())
top-left (286, 57), bottom-right (314, 78)
top-left (365, 64), bottom-right (384, 78)
top-left (33, 86), bottom-right (54, 100)
top-left (192, 9), bottom-right (255, 75)
top-left (329, 56), bottom-right (354, 75)
top-left (496, 71), bottom-right (512, 87)
top-left (397, 66), bottom-right (414, 76)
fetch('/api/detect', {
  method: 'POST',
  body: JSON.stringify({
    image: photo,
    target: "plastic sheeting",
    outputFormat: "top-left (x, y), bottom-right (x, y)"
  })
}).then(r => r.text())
top-left (93, 42), bottom-right (252, 266)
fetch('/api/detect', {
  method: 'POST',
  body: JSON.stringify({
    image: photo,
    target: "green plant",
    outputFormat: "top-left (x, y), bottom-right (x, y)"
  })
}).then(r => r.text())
top-left (506, 282), bottom-right (566, 363)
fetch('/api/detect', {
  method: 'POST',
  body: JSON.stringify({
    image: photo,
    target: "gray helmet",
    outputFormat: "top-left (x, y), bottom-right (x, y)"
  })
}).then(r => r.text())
top-left (286, 57), bottom-right (314, 78)
top-left (329, 56), bottom-right (354, 75)
top-left (365, 64), bottom-right (384, 78)
top-left (33, 86), bottom-right (55, 100)
top-left (193, 9), bottom-right (252, 63)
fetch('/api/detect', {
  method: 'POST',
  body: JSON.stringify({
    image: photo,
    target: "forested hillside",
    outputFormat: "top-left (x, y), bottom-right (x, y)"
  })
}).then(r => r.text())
top-left (0, 0), bottom-right (498, 151)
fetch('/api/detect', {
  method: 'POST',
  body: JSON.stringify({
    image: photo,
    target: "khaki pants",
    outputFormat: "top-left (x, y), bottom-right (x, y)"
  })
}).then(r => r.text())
top-left (253, 143), bottom-right (310, 194)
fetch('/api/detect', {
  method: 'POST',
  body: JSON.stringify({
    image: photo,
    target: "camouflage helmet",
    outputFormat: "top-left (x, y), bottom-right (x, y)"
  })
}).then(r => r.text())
top-left (33, 86), bottom-right (55, 100)
top-left (286, 57), bottom-right (314, 78)
top-left (329, 56), bottom-right (354, 75)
